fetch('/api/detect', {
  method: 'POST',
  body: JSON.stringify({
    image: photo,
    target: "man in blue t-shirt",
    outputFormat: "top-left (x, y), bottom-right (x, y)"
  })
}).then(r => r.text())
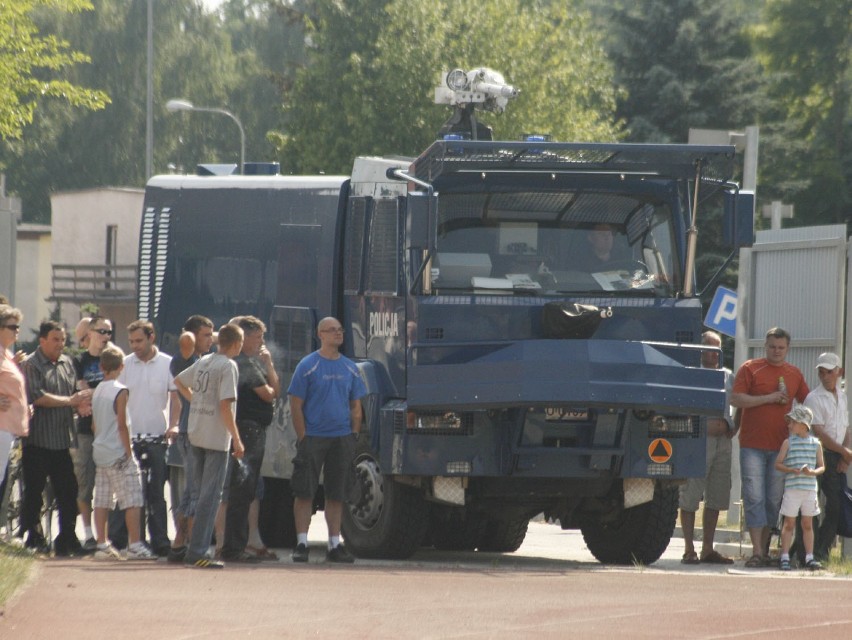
top-left (287, 316), bottom-right (366, 564)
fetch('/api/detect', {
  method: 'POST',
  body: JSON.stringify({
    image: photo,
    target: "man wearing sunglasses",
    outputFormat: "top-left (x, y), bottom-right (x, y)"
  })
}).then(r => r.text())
top-left (71, 315), bottom-right (114, 552)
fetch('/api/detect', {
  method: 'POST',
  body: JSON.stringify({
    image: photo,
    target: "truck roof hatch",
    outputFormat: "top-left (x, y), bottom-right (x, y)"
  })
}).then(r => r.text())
top-left (413, 140), bottom-right (736, 185)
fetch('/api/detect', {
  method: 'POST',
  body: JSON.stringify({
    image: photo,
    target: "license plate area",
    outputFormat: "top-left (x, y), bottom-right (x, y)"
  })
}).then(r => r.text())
top-left (544, 407), bottom-right (590, 422)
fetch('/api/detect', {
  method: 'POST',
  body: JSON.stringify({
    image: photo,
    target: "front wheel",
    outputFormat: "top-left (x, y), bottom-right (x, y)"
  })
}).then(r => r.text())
top-left (477, 516), bottom-right (529, 552)
top-left (341, 441), bottom-right (428, 559)
top-left (580, 485), bottom-right (678, 565)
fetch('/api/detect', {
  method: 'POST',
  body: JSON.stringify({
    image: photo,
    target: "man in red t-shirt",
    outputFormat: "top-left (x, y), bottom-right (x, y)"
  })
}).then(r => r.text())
top-left (732, 327), bottom-right (809, 566)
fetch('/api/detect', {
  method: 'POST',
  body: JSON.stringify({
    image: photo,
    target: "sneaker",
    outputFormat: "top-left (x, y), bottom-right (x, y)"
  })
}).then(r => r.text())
top-left (94, 544), bottom-right (124, 561)
top-left (779, 557), bottom-right (791, 571)
top-left (292, 543), bottom-right (309, 563)
top-left (326, 544), bottom-right (355, 564)
top-left (186, 557), bottom-right (225, 569)
top-left (126, 543), bottom-right (157, 560)
top-left (83, 537), bottom-right (98, 552)
top-left (806, 558), bottom-right (823, 571)
top-left (167, 545), bottom-right (187, 564)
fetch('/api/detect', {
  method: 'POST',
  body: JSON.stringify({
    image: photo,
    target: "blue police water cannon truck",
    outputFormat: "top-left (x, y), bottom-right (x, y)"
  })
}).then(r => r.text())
top-left (138, 69), bottom-right (754, 564)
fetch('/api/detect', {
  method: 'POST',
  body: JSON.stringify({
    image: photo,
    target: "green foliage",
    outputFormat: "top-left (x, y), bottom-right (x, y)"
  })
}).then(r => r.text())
top-left (278, 0), bottom-right (622, 174)
top-left (0, 0), bottom-right (109, 141)
top-left (603, 0), bottom-right (765, 144)
top-left (752, 0), bottom-right (851, 224)
top-left (2, 0), bottom-right (244, 221)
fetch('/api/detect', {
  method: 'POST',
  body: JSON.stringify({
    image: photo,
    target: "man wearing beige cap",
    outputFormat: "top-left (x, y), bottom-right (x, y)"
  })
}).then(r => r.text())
top-left (804, 352), bottom-right (851, 561)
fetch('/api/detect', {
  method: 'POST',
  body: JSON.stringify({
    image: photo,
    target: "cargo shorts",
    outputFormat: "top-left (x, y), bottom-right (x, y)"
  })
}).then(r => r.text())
top-left (291, 434), bottom-right (355, 502)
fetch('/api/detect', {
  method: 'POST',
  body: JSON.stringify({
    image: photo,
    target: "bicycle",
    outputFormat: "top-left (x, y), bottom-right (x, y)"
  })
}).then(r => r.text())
top-left (0, 438), bottom-right (57, 550)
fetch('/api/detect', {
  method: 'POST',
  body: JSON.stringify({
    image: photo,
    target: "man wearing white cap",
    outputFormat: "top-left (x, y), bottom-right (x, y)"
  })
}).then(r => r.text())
top-left (804, 352), bottom-right (851, 561)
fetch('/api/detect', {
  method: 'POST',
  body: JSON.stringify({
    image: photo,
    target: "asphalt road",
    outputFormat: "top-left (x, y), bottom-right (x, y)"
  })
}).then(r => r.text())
top-left (3, 518), bottom-right (852, 639)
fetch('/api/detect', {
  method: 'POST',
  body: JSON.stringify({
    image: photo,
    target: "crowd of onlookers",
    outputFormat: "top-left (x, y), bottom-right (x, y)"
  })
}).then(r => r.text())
top-left (0, 294), bottom-right (366, 568)
top-left (2, 291), bottom-right (848, 571)
top-left (679, 327), bottom-right (849, 571)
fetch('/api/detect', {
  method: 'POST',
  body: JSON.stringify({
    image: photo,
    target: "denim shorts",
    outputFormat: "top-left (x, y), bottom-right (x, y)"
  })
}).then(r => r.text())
top-left (740, 446), bottom-right (785, 529)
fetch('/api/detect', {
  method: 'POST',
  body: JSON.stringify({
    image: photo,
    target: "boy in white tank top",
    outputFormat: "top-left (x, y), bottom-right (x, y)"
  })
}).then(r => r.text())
top-left (91, 346), bottom-right (155, 561)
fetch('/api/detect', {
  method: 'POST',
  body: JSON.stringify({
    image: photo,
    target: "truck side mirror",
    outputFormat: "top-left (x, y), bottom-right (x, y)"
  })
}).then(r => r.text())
top-left (406, 192), bottom-right (438, 253)
top-left (722, 190), bottom-right (754, 248)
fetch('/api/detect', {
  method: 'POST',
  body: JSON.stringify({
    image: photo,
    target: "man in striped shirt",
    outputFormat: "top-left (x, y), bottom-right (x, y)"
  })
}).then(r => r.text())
top-left (21, 320), bottom-right (92, 555)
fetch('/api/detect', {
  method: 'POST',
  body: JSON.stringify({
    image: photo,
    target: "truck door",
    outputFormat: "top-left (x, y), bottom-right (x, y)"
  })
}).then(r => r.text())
top-left (342, 195), bottom-right (405, 396)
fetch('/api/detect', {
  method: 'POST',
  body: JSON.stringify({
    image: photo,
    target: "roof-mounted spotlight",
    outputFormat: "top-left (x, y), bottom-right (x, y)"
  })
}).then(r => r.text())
top-left (446, 69), bottom-right (469, 92)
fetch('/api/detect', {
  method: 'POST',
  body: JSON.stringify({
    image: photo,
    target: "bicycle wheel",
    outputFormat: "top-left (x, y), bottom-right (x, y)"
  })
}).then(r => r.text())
top-left (1, 446), bottom-right (24, 539)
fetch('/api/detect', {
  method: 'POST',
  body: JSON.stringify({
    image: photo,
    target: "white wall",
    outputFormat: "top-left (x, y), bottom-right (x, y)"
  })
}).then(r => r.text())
top-left (49, 187), bottom-right (144, 335)
top-left (14, 225), bottom-right (52, 341)
top-left (51, 188), bottom-right (144, 266)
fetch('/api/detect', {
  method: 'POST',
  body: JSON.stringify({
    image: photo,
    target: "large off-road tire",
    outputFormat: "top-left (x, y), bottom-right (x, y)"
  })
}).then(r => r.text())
top-left (580, 485), bottom-right (678, 565)
top-left (428, 505), bottom-right (487, 551)
top-left (342, 442), bottom-right (428, 559)
top-left (477, 516), bottom-right (529, 553)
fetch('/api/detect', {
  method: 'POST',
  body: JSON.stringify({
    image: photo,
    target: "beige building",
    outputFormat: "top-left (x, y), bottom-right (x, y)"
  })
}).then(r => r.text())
top-left (14, 223), bottom-right (52, 342)
top-left (47, 187), bottom-right (144, 350)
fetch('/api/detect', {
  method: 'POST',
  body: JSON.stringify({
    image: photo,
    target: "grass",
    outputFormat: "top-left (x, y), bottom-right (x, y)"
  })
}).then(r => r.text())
top-left (0, 541), bottom-right (33, 609)
top-left (824, 547), bottom-right (852, 575)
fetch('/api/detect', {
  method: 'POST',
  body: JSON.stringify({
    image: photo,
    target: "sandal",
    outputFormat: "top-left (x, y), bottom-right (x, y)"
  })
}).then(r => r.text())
top-left (245, 544), bottom-right (278, 561)
top-left (744, 555), bottom-right (765, 568)
top-left (700, 549), bottom-right (734, 565)
top-left (805, 559), bottom-right (823, 571)
top-left (779, 558), bottom-right (791, 571)
top-left (681, 551), bottom-right (700, 565)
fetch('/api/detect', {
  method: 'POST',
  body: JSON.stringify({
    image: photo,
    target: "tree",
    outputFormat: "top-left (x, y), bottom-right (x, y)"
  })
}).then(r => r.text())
top-left (277, 0), bottom-right (622, 174)
top-left (752, 0), bottom-right (851, 225)
top-left (0, 0), bottom-right (108, 141)
top-left (2, 0), bottom-right (243, 222)
top-left (219, 0), bottom-right (308, 165)
top-left (602, 0), bottom-right (765, 144)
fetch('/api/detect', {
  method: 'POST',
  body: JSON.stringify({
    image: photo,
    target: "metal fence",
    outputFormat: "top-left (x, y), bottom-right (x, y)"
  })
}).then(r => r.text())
top-left (49, 263), bottom-right (137, 303)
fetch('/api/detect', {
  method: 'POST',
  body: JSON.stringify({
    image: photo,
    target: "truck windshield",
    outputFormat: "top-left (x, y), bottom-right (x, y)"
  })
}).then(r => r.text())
top-left (433, 190), bottom-right (679, 295)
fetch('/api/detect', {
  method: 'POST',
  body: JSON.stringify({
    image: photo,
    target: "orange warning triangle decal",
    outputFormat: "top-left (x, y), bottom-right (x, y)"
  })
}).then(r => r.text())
top-left (648, 438), bottom-right (672, 463)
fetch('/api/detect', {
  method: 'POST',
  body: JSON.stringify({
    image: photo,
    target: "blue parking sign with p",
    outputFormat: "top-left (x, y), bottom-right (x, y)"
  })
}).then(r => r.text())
top-left (705, 286), bottom-right (737, 337)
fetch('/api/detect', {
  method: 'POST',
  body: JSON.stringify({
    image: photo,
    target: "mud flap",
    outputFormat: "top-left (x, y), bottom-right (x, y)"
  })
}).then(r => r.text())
top-left (432, 476), bottom-right (465, 506)
top-left (623, 478), bottom-right (655, 508)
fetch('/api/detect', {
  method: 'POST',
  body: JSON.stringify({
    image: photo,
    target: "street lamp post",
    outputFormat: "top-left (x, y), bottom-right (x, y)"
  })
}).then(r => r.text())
top-left (165, 99), bottom-right (246, 174)
top-left (145, 0), bottom-right (153, 180)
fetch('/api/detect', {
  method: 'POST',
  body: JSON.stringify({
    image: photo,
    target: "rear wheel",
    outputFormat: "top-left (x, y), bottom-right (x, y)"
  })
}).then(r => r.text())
top-left (342, 442), bottom-right (428, 559)
top-left (580, 485), bottom-right (677, 565)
